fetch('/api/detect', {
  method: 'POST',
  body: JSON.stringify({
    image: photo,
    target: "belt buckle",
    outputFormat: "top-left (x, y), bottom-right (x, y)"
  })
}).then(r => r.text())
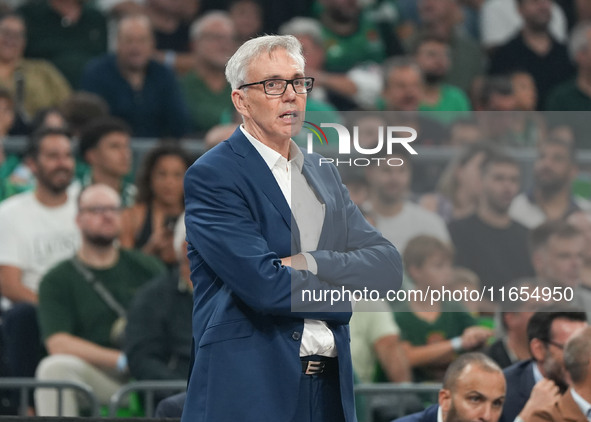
top-left (304, 360), bottom-right (325, 375)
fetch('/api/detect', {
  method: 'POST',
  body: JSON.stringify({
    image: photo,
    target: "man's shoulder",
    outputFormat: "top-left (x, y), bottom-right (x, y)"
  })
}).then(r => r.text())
top-left (118, 248), bottom-right (166, 275)
top-left (393, 404), bottom-right (439, 422)
top-left (39, 257), bottom-right (77, 290)
top-left (503, 359), bottom-right (533, 379)
top-left (82, 54), bottom-right (115, 76)
top-left (402, 201), bottom-right (445, 223)
top-left (0, 191), bottom-right (36, 218)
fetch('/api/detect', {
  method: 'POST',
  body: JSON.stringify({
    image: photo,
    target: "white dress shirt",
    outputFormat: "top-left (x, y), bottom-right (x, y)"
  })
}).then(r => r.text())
top-left (241, 126), bottom-right (337, 357)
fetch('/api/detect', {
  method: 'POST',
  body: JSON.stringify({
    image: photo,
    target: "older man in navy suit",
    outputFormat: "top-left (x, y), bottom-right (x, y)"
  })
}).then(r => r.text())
top-left (181, 35), bottom-right (402, 422)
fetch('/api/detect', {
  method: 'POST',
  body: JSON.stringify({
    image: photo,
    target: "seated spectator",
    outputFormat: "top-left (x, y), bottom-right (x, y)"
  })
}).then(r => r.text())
top-left (488, 0), bottom-right (574, 110)
top-left (486, 291), bottom-right (534, 368)
top-left (448, 117), bottom-right (484, 146)
top-left (525, 326), bottom-right (591, 422)
top-left (480, 0), bottom-right (567, 50)
top-left (179, 11), bottom-right (236, 137)
top-left (319, 0), bottom-right (386, 74)
top-left (420, 143), bottom-right (493, 223)
top-left (145, 0), bottom-right (196, 75)
top-left (449, 151), bottom-right (535, 293)
top-left (0, 127), bottom-right (79, 416)
top-left (120, 144), bottom-right (191, 266)
top-left (405, 0), bottom-right (485, 93)
top-left (414, 36), bottom-right (471, 125)
top-left (59, 92), bottom-right (109, 139)
top-left (229, 0), bottom-right (263, 45)
top-left (78, 116), bottom-right (136, 207)
top-left (449, 267), bottom-right (482, 314)
top-left (18, 0), bottom-right (108, 88)
top-left (393, 353), bottom-right (506, 422)
top-left (125, 214), bottom-right (192, 394)
top-left (279, 17), bottom-right (383, 111)
top-left (529, 220), bottom-right (584, 288)
top-left (546, 22), bottom-right (591, 111)
top-left (476, 76), bottom-right (543, 146)
top-left (567, 212), bottom-right (591, 315)
top-left (0, 88), bottom-right (17, 202)
top-left (365, 150), bottom-right (450, 253)
top-left (500, 310), bottom-right (587, 422)
top-left (3, 107), bottom-right (68, 200)
top-left (381, 58), bottom-right (449, 147)
top-left (510, 138), bottom-right (591, 229)
top-left (391, 235), bottom-right (493, 382)
top-left (80, 14), bottom-right (189, 138)
top-left (512, 71), bottom-right (538, 112)
top-left (35, 184), bottom-right (164, 416)
top-left (350, 299), bottom-right (411, 383)
top-left (0, 13), bottom-right (70, 133)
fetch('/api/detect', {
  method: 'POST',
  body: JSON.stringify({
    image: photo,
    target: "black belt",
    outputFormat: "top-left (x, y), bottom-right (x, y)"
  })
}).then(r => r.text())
top-left (300, 356), bottom-right (338, 376)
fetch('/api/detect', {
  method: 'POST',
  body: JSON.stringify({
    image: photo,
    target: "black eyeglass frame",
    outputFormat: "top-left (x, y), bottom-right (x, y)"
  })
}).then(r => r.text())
top-left (237, 77), bottom-right (315, 95)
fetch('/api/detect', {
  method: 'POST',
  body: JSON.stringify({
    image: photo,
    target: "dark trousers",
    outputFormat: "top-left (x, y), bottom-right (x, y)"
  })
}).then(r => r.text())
top-left (291, 361), bottom-right (346, 422)
top-left (2, 302), bottom-right (44, 377)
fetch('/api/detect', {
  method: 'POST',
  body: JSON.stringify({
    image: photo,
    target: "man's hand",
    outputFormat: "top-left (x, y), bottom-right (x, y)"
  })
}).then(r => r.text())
top-left (460, 326), bottom-right (493, 350)
top-left (280, 254), bottom-right (308, 271)
top-left (518, 379), bottom-right (561, 422)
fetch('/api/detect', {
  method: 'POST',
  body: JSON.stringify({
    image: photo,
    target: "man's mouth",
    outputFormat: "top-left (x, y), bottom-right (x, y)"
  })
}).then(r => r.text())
top-left (279, 111), bottom-right (298, 121)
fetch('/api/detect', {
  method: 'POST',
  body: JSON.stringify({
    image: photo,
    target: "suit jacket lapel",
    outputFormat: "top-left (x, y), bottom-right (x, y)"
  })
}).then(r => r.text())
top-left (228, 128), bottom-right (301, 252)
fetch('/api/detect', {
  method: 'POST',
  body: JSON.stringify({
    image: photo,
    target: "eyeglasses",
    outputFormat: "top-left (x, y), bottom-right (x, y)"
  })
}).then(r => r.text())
top-left (546, 340), bottom-right (565, 350)
top-left (238, 77), bottom-right (314, 96)
top-left (79, 206), bottom-right (122, 215)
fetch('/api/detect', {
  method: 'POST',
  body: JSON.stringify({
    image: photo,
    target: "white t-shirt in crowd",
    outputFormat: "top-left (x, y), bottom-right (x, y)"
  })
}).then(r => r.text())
top-left (0, 191), bottom-right (81, 308)
top-left (373, 201), bottom-right (451, 254)
top-left (480, 0), bottom-right (567, 49)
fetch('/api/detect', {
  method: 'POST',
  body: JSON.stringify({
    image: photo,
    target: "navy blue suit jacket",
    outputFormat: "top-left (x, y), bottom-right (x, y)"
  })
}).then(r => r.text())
top-left (393, 404), bottom-right (439, 422)
top-left (181, 128), bottom-right (402, 422)
top-left (500, 360), bottom-right (536, 422)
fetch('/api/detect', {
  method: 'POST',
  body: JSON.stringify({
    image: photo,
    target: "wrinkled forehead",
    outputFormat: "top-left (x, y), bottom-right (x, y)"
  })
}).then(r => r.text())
top-left (245, 48), bottom-right (304, 80)
top-left (79, 186), bottom-right (121, 208)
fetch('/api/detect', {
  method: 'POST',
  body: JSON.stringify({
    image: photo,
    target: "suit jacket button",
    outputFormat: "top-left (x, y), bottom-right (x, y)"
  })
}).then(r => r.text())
top-left (292, 331), bottom-right (301, 341)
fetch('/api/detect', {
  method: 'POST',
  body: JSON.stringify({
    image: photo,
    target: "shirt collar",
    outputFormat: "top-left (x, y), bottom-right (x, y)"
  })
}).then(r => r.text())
top-left (240, 125), bottom-right (304, 172)
top-left (571, 388), bottom-right (591, 420)
top-left (437, 405), bottom-right (443, 422)
top-left (532, 361), bottom-right (544, 383)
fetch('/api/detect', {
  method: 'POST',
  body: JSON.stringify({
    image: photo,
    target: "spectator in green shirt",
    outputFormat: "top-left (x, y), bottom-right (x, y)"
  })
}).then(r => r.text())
top-left (414, 36), bottom-right (471, 125)
top-left (179, 11), bottom-right (236, 137)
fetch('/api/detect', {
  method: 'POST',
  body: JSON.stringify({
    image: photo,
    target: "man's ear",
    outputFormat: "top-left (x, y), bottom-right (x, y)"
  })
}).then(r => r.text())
top-left (439, 389), bottom-right (452, 413)
top-left (531, 250), bottom-right (544, 276)
top-left (85, 149), bottom-right (96, 166)
top-left (530, 338), bottom-right (546, 363)
top-left (231, 90), bottom-right (250, 119)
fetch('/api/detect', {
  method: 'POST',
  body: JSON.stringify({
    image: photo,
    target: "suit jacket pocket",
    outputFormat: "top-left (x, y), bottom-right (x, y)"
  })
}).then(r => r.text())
top-left (199, 319), bottom-right (254, 348)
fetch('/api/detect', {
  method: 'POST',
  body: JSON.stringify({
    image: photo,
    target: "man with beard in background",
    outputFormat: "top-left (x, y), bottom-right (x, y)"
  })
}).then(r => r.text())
top-left (0, 127), bottom-right (80, 383)
top-left (510, 138), bottom-right (591, 229)
top-left (414, 36), bottom-right (471, 125)
top-left (35, 184), bottom-right (164, 416)
top-left (393, 353), bottom-right (506, 422)
top-left (500, 310), bottom-right (588, 422)
top-left (449, 151), bottom-right (535, 293)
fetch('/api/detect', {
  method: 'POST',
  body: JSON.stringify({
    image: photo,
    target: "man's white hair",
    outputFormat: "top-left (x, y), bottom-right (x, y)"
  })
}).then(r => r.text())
top-left (225, 34), bottom-right (305, 90)
top-left (278, 17), bottom-right (323, 47)
top-left (569, 22), bottom-right (591, 61)
top-left (190, 10), bottom-right (233, 41)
